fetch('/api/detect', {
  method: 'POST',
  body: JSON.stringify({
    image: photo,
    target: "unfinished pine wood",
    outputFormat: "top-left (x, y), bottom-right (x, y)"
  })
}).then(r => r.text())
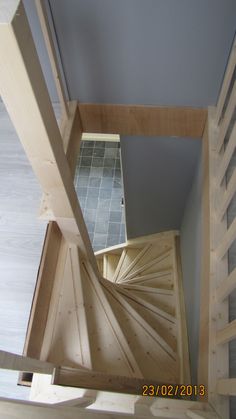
top-left (53, 366), bottom-right (169, 395)
top-left (186, 410), bottom-right (219, 419)
top-left (83, 262), bottom-right (143, 378)
top-left (217, 121), bottom-right (236, 185)
top-left (117, 245), bottom-right (151, 282)
top-left (218, 168), bottom-right (236, 220)
top-left (216, 319), bottom-right (236, 345)
top-left (207, 106), bottom-right (229, 418)
top-left (23, 221), bottom-right (62, 360)
top-left (124, 250), bottom-right (172, 280)
top-left (198, 118), bottom-right (210, 393)
top-left (35, 0), bottom-right (69, 118)
top-left (216, 267), bottom-right (236, 301)
top-left (172, 236), bottom-right (191, 385)
top-left (216, 378), bottom-right (236, 395)
top-left (0, 350), bottom-right (53, 374)
top-left (78, 103), bottom-right (207, 138)
top-left (216, 216), bottom-right (236, 260)
top-left (102, 279), bottom-right (177, 360)
top-left (0, 399), bottom-right (146, 419)
top-left (216, 81), bottom-right (236, 153)
top-left (215, 39), bottom-right (236, 125)
top-left (0, 1), bottom-right (98, 274)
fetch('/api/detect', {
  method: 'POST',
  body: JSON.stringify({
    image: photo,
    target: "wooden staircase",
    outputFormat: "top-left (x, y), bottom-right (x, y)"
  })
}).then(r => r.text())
top-left (31, 229), bottom-right (190, 388)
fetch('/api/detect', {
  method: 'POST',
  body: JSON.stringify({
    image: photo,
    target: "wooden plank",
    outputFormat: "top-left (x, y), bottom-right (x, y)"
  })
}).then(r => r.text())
top-left (172, 236), bottom-right (191, 384)
top-left (70, 246), bottom-right (93, 368)
top-left (82, 133), bottom-right (120, 142)
top-left (23, 221), bottom-right (62, 360)
top-left (207, 107), bottom-right (229, 417)
top-left (123, 270), bottom-right (173, 286)
top-left (0, 398), bottom-right (148, 419)
top-left (0, 1), bottom-right (98, 274)
top-left (217, 121), bottom-right (236, 186)
top-left (102, 279), bottom-right (177, 361)
top-left (135, 398), bottom-right (211, 419)
top-left (218, 168), bottom-right (236, 220)
top-left (121, 284), bottom-right (174, 296)
top-left (53, 366), bottom-right (173, 395)
top-left (83, 262), bottom-right (143, 378)
top-left (216, 378), bottom-right (236, 396)
top-left (0, 350), bottom-right (53, 374)
top-left (78, 103), bottom-right (207, 138)
top-left (35, 0), bottom-right (69, 118)
top-left (216, 319), bottom-right (236, 345)
top-left (216, 81), bottom-right (236, 153)
top-left (186, 410), bottom-right (220, 419)
top-left (117, 286), bottom-right (175, 323)
top-left (118, 244), bottom-right (152, 282)
top-left (215, 216), bottom-right (236, 260)
top-left (215, 39), bottom-right (236, 125)
top-left (40, 101), bottom-right (82, 219)
top-left (124, 250), bottom-right (171, 281)
top-left (216, 267), bottom-right (236, 302)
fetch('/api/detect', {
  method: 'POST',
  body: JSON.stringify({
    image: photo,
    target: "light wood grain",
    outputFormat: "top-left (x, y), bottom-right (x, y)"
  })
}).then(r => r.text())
top-left (78, 103), bottom-right (207, 138)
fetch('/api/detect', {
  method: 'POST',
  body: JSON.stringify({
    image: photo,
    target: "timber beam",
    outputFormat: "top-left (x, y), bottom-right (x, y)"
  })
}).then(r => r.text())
top-left (0, 0), bottom-right (98, 274)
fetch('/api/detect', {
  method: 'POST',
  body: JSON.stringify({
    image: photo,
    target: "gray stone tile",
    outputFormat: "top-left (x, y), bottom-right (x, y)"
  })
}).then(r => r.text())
top-left (81, 156), bottom-right (92, 166)
top-left (89, 177), bottom-right (101, 187)
top-left (90, 167), bottom-right (103, 177)
top-left (78, 167), bottom-right (90, 177)
top-left (77, 176), bottom-right (89, 187)
top-left (93, 148), bottom-right (105, 157)
top-left (83, 140), bottom-right (94, 147)
top-left (84, 209), bottom-right (97, 223)
top-left (92, 157), bottom-right (104, 167)
top-left (107, 235), bottom-right (120, 247)
top-left (110, 211), bottom-right (122, 222)
top-left (93, 234), bottom-right (107, 247)
top-left (94, 141), bottom-right (105, 149)
top-left (115, 159), bottom-right (121, 169)
top-left (106, 142), bottom-right (118, 148)
top-left (86, 197), bottom-right (98, 210)
top-left (113, 179), bottom-right (122, 188)
top-left (82, 147), bottom-right (93, 156)
top-left (108, 222), bottom-right (120, 235)
top-left (95, 221), bottom-right (109, 234)
top-left (103, 168), bottom-right (114, 177)
top-left (77, 187), bottom-right (87, 197)
top-left (105, 148), bottom-right (117, 158)
top-left (104, 158), bottom-right (115, 168)
top-left (96, 210), bottom-right (110, 222)
top-left (112, 188), bottom-right (122, 198)
top-left (101, 177), bottom-right (113, 188)
top-left (110, 198), bottom-right (122, 211)
top-left (97, 199), bottom-right (111, 210)
top-left (86, 221), bottom-right (95, 233)
top-left (87, 188), bottom-right (100, 198)
top-left (100, 188), bottom-right (112, 199)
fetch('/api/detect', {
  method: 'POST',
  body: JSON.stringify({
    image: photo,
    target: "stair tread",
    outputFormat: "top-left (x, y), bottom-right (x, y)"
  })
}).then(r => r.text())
top-left (104, 253), bottom-right (120, 280)
top-left (102, 281), bottom-right (179, 382)
top-left (124, 243), bottom-right (172, 279)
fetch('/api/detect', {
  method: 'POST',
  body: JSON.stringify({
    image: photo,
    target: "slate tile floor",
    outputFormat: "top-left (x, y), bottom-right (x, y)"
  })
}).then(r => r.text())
top-left (74, 140), bottom-right (126, 251)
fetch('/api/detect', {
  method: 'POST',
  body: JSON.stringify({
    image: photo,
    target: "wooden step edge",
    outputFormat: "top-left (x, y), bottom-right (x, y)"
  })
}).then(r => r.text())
top-left (117, 286), bottom-right (176, 324)
top-left (172, 236), bottom-right (191, 385)
top-left (118, 244), bottom-right (152, 282)
top-left (83, 262), bottom-right (143, 378)
top-left (124, 250), bottom-right (172, 281)
top-left (102, 279), bottom-right (177, 362)
top-left (112, 249), bottom-right (127, 282)
top-left (121, 284), bottom-right (174, 296)
top-left (121, 269), bottom-right (173, 285)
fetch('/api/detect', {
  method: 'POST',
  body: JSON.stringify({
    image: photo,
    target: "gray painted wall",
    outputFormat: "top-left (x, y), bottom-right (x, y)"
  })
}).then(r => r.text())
top-left (121, 136), bottom-right (201, 238)
top-left (49, 0), bottom-right (236, 106)
top-left (180, 151), bottom-right (202, 385)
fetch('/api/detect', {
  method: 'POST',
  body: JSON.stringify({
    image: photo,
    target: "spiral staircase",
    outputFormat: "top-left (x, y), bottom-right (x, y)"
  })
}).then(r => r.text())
top-left (34, 229), bottom-right (190, 390)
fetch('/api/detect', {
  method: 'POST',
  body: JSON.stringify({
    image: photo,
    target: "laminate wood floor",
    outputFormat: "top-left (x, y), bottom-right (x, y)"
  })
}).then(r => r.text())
top-left (0, 102), bottom-right (47, 399)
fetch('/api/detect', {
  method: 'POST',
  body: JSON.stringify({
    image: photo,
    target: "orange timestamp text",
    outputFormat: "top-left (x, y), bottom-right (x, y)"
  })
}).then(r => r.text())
top-left (142, 384), bottom-right (206, 397)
